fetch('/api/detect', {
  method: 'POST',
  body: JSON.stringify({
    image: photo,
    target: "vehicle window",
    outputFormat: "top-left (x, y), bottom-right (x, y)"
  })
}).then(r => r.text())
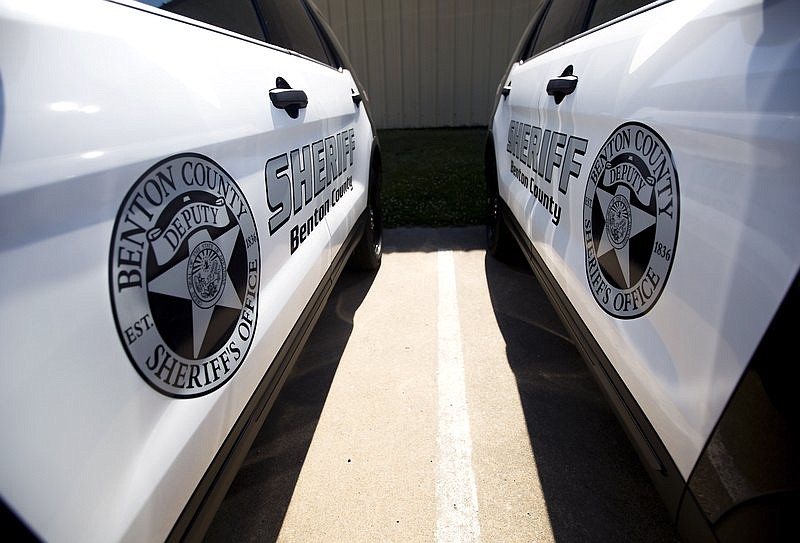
top-left (515, 3), bottom-right (549, 62)
top-left (307, 3), bottom-right (346, 68)
top-left (529, 0), bottom-right (593, 58)
top-left (587, 0), bottom-right (656, 29)
top-left (256, 0), bottom-right (333, 66)
top-left (135, 0), bottom-right (265, 42)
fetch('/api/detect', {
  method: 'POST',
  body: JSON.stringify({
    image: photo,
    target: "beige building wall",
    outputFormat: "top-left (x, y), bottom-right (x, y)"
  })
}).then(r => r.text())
top-left (313, 0), bottom-right (544, 129)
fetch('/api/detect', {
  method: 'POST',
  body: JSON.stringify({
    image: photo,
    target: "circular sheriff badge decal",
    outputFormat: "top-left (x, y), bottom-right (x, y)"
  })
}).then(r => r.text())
top-left (583, 123), bottom-right (679, 319)
top-left (110, 154), bottom-right (260, 397)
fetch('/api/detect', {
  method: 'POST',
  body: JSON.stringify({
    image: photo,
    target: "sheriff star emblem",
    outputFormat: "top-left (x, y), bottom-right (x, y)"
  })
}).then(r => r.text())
top-left (110, 154), bottom-right (260, 397)
top-left (583, 123), bottom-right (679, 319)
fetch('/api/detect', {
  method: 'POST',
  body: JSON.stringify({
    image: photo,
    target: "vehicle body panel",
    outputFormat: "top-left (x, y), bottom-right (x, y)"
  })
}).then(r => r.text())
top-left (0, 0), bottom-right (375, 540)
top-left (492, 0), bottom-right (799, 482)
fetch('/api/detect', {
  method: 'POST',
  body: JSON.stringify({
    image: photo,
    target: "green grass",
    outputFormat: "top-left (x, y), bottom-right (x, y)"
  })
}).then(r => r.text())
top-left (378, 127), bottom-right (487, 228)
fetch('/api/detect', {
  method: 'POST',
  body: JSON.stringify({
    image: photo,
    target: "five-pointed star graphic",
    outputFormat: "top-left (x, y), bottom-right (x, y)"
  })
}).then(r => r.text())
top-left (148, 226), bottom-right (242, 358)
top-left (595, 184), bottom-right (655, 288)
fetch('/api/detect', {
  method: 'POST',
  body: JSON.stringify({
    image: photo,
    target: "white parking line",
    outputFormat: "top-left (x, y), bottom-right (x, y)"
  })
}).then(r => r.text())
top-left (436, 250), bottom-right (481, 543)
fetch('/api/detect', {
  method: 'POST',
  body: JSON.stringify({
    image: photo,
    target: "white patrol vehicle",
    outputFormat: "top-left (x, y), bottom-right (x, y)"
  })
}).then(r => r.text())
top-left (486, 0), bottom-right (799, 541)
top-left (0, 0), bottom-right (382, 540)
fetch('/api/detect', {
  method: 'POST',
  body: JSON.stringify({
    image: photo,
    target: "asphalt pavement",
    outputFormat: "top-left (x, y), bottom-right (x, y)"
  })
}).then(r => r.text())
top-left (204, 226), bottom-right (679, 543)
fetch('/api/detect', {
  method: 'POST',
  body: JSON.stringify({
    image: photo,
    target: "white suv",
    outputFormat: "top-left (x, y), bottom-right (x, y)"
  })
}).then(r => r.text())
top-left (0, 0), bottom-right (381, 540)
top-left (487, 1), bottom-right (799, 541)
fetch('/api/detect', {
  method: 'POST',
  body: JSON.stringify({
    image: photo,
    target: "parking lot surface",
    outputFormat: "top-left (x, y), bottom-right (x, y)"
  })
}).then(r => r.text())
top-left (205, 227), bottom-right (678, 542)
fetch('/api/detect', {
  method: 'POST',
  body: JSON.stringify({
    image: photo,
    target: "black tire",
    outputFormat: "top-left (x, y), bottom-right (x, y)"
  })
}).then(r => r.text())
top-left (485, 141), bottom-right (517, 262)
top-left (349, 159), bottom-right (383, 271)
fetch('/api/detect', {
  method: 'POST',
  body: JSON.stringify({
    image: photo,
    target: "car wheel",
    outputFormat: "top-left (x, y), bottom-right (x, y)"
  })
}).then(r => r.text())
top-left (350, 159), bottom-right (383, 271)
top-left (486, 144), bottom-right (517, 262)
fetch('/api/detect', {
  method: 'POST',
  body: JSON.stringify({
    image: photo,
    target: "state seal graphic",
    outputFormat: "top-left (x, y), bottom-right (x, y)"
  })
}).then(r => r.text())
top-left (109, 154), bottom-right (260, 397)
top-left (583, 123), bottom-right (679, 319)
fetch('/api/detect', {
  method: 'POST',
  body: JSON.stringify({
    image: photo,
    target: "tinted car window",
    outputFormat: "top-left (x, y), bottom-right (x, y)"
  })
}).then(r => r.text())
top-left (587, 0), bottom-right (656, 29)
top-left (136, 0), bottom-right (265, 41)
top-left (529, 0), bottom-right (592, 58)
top-left (257, 0), bottom-right (333, 66)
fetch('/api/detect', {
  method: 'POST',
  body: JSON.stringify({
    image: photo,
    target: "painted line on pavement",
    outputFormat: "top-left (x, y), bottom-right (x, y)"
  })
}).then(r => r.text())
top-left (436, 250), bottom-right (481, 542)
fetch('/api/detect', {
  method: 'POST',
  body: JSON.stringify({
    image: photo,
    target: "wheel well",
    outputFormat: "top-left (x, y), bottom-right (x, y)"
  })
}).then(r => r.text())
top-left (370, 141), bottom-right (382, 174)
top-left (369, 142), bottom-right (382, 193)
top-left (485, 132), bottom-right (498, 196)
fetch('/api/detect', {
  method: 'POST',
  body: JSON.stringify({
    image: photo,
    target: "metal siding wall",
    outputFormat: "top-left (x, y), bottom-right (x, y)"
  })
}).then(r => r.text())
top-left (452, 1), bottom-right (473, 126)
top-left (313, 0), bottom-right (543, 129)
top-left (419, 1), bottom-right (437, 126)
top-left (471, 0), bottom-right (494, 127)
top-left (436, 0), bottom-right (455, 126)
top-left (383, 0), bottom-right (403, 128)
top-left (400, 0), bottom-right (420, 127)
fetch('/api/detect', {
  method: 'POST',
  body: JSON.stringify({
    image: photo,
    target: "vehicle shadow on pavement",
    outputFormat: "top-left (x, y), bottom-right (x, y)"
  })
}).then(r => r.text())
top-left (484, 252), bottom-right (680, 543)
top-left (203, 268), bottom-right (377, 543)
top-left (382, 225), bottom-right (486, 253)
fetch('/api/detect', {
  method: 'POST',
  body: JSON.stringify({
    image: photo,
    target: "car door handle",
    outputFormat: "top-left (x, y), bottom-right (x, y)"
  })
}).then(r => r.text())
top-left (269, 88), bottom-right (308, 117)
top-left (501, 84), bottom-right (511, 97)
top-left (269, 77), bottom-right (307, 119)
top-left (546, 66), bottom-right (578, 104)
top-left (351, 89), bottom-right (362, 106)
